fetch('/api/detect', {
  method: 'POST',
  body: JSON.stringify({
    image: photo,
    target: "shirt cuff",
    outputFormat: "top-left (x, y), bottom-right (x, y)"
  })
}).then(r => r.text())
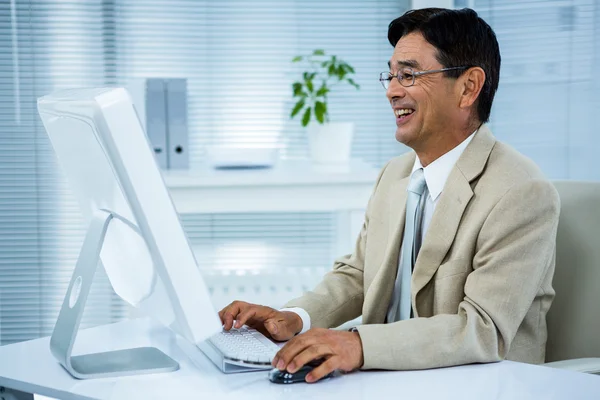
top-left (280, 307), bottom-right (311, 334)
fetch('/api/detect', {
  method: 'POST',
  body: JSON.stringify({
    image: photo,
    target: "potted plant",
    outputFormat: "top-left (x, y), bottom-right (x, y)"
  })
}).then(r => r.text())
top-left (290, 49), bottom-right (359, 165)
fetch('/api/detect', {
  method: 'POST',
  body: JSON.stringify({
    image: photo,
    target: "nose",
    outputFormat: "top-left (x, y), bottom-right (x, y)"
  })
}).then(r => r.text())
top-left (386, 78), bottom-right (407, 102)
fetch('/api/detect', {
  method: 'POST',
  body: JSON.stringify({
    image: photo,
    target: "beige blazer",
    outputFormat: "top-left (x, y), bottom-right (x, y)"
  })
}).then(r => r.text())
top-left (285, 125), bottom-right (560, 370)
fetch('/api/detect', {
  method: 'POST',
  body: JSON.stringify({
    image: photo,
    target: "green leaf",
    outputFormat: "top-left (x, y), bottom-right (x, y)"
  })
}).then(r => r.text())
top-left (290, 99), bottom-right (305, 118)
top-left (337, 65), bottom-right (347, 80)
top-left (344, 64), bottom-right (355, 73)
top-left (328, 64), bottom-right (336, 76)
top-left (347, 78), bottom-right (360, 90)
top-left (316, 84), bottom-right (329, 97)
top-left (306, 79), bottom-right (314, 93)
top-left (292, 82), bottom-right (303, 96)
top-left (303, 72), bottom-right (309, 80)
top-left (302, 107), bottom-right (311, 127)
top-left (313, 49), bottom-right (325, 56)
top-left (292, 56), bottom-right (303, 62)
top-left (315, 101), bottom-right (326, 123)
top-left (321, 61), bottom-right (329, 67)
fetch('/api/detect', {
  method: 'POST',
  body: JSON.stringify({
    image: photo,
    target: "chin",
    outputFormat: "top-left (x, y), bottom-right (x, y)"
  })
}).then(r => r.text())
top-left (394, 127), bottom-right (416, 146)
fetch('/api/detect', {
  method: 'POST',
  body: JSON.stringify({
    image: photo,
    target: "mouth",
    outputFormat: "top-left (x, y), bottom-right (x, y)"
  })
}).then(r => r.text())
top-left (394, 108), bottom-right (415, 125)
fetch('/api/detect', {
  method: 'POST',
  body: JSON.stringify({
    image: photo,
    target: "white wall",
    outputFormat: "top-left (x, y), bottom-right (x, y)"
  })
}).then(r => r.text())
top-left (411, 0), bottom-right (454, 9)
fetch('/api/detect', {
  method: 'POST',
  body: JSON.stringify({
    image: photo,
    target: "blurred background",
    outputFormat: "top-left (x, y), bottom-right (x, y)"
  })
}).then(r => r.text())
top-left (0, 0), bottom-right (598, 345)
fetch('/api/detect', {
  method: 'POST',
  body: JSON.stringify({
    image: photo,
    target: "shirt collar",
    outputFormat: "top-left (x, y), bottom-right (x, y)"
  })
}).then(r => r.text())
top-left (411, 129), bottom-right (477, 201)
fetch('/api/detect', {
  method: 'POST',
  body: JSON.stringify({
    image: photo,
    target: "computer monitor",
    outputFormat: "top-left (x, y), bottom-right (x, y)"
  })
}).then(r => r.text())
top-left (37, 87), bottom-right (221, 379)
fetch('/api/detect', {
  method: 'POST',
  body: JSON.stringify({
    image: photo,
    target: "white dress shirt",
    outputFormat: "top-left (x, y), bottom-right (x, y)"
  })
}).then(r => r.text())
top-left (283, 131), bottom-right (477, 332)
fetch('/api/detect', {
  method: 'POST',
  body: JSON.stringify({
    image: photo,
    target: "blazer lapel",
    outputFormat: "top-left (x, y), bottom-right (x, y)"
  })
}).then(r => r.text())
top-left (411, 125), bottom-right (497, 314)
top-left (410, 168), bottom-right (473, 315)
top-left (362, 157), bottom-right (414, 324)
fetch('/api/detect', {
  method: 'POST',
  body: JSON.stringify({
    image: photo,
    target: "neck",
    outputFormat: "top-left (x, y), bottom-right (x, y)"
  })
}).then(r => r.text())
top-left (414, 121), bottom-right (481, 167)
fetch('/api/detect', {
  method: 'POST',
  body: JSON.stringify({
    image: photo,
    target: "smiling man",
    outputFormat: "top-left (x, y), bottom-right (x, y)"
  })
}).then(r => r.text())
top-left (219, 8), bottom-right (560, 382)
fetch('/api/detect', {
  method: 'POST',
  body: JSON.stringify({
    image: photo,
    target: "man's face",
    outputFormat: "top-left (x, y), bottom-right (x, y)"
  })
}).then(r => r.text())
top-left (386, 32), bottom-right (460, 150)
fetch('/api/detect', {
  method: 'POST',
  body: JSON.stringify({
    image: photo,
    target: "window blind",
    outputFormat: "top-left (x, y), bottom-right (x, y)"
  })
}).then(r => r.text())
top-left (0, 0), bottom-right (129, 345)
top-left (2, 0), bottom-right (597, 346)
top-left (0, 0), bottom-right (409, 345)
top-left (110, 0), bottom-right (408, 166)
top-left (467, 0), bottom-right (600, 180)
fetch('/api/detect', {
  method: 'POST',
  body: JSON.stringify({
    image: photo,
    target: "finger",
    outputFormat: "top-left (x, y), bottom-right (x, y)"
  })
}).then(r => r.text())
top-left (218, 307), bottom-right (227, 324)
top-left (273, 333), bottom-right (317, 370)
top-left (222, 312), bottom-right (234, 331)
top-left (222, 303), bottom-right (243, 331)
top-left (306, 358), bottom-right (337, 383)
top-left (288, 345), bottom-right (332, 373)
top-left (234, 308), bottom-right (256, 329)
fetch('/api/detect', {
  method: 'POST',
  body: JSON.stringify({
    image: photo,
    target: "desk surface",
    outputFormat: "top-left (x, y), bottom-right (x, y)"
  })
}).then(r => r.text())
top-left (1, 318), bottom-right (599, 400)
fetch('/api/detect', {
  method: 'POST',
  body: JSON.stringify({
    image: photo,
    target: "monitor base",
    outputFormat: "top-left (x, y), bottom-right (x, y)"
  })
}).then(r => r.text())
top-left (49, 209), bottom-right (179, 379)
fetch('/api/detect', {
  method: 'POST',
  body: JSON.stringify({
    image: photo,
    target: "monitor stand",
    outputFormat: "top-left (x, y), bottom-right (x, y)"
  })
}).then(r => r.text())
top-left (49, 209), bottom-right (179, 379)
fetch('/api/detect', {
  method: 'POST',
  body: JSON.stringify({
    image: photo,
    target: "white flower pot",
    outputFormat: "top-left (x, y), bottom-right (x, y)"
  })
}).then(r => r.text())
top-left (307, 122), bottom-right (354, 165)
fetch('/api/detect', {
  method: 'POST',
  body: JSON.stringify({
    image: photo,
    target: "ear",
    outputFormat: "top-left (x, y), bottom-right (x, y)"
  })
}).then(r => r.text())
top-left (458, 67), bottom-right (485, 110)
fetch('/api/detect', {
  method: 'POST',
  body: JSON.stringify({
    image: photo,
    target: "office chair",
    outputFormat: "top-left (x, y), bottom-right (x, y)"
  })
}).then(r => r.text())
top-left (543, 181), bottom-right (600, 374)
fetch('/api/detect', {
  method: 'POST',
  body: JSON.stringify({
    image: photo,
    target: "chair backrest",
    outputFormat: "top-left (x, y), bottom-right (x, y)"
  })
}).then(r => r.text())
top-left (545, 181), bottom-right (600, 362)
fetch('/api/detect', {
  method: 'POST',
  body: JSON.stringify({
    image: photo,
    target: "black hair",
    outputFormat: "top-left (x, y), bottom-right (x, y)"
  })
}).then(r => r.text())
top-left (388, 8), bottom-right (501, 123)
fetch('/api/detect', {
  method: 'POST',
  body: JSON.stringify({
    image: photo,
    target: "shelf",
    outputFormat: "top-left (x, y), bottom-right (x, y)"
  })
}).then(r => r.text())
top-left (162, 159), bottom-right (380, 214)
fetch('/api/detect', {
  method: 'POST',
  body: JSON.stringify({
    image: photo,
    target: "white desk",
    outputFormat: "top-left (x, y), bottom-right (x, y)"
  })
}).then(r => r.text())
top-left (162, 160), bottom-right (380, 255)
top-left (0, 318), bottom-right (598, 400)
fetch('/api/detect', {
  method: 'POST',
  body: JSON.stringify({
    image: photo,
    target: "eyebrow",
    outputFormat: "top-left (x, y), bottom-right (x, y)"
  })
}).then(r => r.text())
top-left (387, 59), bottom-right (421, 70)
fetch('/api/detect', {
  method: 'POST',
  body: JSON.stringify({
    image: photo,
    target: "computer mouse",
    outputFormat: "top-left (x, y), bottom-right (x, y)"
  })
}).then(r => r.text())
top-left (268, 359), bottom-right (334, 384)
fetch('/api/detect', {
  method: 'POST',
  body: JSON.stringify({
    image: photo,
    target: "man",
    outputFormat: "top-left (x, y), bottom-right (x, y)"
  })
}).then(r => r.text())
top-left (219, 8), bottom-right (560, 383)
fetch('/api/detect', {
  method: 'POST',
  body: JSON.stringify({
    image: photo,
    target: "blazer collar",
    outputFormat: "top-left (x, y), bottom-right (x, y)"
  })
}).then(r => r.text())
top-left (412, 131), bottom-right (476, 202)
top-left (454, 124), bottom-right (496, 183)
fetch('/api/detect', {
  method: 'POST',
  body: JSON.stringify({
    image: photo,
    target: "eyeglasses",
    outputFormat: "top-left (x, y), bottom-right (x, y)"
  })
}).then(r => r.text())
top-left (379, 66), bottom-right (470, 89)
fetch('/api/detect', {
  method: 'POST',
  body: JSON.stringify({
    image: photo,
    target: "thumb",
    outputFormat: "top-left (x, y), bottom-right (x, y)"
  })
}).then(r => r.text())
top-left (265, 319), bottom-right (296, 341)
top-left (265, 320), bottom-right (280, 336)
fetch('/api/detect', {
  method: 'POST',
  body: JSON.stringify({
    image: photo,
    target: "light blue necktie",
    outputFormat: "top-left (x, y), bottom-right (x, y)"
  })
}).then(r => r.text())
top-left (386, 168), bottom-right (428, 323)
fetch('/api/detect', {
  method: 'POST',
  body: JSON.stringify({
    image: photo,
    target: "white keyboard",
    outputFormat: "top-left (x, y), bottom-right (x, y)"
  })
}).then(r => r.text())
top-left (208, 327), bottom-right (280, 366)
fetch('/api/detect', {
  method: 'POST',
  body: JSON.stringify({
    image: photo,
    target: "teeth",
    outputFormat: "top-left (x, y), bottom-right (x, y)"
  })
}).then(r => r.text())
top-left (395, 108), bottom-right (414, 117)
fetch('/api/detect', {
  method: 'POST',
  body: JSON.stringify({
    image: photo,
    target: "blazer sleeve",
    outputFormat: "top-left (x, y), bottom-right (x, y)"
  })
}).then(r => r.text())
top-left (282, 160), bottom-right (392, 329)
top-left (356, 179), bottom-right (560, 370)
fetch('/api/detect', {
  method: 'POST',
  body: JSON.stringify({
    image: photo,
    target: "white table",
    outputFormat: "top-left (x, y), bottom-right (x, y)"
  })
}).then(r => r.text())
top-left (0, 318), bottom-right (598, 400)
top-left (162, 159), bottom-right (379, 255)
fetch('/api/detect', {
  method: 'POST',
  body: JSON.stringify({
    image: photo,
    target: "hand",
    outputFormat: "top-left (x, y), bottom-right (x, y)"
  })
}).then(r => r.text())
top-left (272, 328), bottom-right (364, 383)
top-left (218, 300), bottom-right (303, 341)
